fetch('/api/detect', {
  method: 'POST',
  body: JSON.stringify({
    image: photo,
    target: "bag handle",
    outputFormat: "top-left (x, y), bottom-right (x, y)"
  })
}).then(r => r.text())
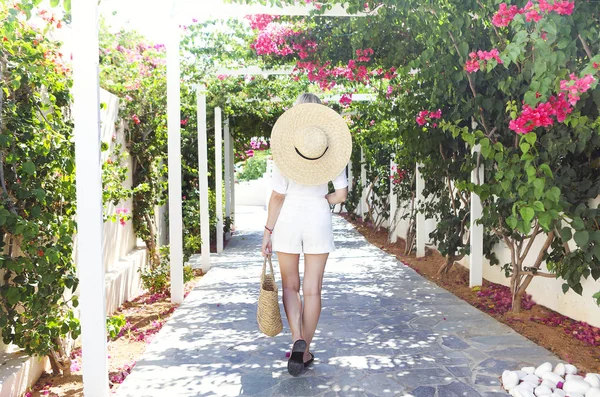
top-left (262, 255), bottom-right (275, 280)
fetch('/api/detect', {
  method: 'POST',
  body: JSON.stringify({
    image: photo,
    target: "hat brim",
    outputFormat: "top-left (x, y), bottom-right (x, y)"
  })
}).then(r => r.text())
top-left (271, 103), bottom-right (353, 186)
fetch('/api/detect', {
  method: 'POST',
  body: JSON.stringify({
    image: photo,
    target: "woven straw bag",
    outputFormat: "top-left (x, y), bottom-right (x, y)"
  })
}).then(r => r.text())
top-left (257, 255), bottom-right (283, 337)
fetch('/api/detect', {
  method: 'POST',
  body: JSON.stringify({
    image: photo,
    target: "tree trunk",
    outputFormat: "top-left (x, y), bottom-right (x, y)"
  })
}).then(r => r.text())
top-left (437, 257), bottom-right (455, 275)
top-left (144, 213), bottom-right (159, 266)
top-left (510, 266), bottom-right (522, 313)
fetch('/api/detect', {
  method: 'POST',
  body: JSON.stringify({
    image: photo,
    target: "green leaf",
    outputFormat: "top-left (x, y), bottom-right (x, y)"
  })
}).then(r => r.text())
top-left (64, 0), bottom-right (71, 11)
top-left (532, 201), bottom-right (544, 212)
top-left (520, 207), bottom-right (535, 223)
top-left (572, 217), bottom-right (585, 230)
top-left (574, 230), bottom-right (590, 247)
top-left (520, 142), bottom-right (531, 153)
top-left (593, 292), bottom-right (600, 305)
top-left (593, 245), bottom-right (600, 261)
top-left (506, 216), bottom-right (518, 229)
top-left (50, 0), bottom-right (60, 6)
top-left (538, 212), bottom-right (552, 230)
top-left (23, 161), bottom-right (35, 175)
top-left (538, 164), bottom-right (553, 177)
top-left (546, 186), bottom-right (560, 203)
top-left (524, 132), bottom-right (537, 146)
top-left (562, 283), bottom-right (569, 294)
top-left (6, 287), bottom-right (21, 306)
top-left (458, 42), bottom-right (468, 59)
top-left (560, 227), bottom-right (572, 241)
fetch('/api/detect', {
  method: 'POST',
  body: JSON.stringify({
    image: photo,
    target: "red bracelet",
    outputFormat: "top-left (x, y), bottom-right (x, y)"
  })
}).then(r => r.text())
top-left (265, 225), bottom-right (273, 234)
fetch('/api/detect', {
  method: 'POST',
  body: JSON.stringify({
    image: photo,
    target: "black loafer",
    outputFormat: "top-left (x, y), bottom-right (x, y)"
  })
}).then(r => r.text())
top-left (287, 339), bottom-right (306, 377)
top-left (304, 352), bottom-right (314, 367)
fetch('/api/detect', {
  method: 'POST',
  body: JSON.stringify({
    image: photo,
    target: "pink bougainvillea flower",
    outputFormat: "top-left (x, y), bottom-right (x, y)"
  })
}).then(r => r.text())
top-left (339, 93), bottom-right (353, 107)
top-left (429, 109), bottom-right (442, 119)
top-left (492, 3), bottom-right (521, 27)
top-left (181, 118), bottom-right (188, 126)
top-left (132, 114), bottom-right (141, 125)
top-left (125, 95), bottom-right (133, 102)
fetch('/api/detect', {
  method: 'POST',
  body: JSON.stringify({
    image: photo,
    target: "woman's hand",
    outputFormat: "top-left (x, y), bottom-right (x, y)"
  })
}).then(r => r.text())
top-left (261, 231), bottom-right (273, 256)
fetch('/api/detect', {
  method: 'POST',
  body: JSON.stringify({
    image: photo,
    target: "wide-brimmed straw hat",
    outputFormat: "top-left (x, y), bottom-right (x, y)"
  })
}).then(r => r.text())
top-left (270, 103), bottom-right (352, 186)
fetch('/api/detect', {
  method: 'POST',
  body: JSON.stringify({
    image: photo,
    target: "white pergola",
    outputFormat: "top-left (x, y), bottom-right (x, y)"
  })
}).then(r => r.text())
top-left (72, 1), bottom-right (483, 395)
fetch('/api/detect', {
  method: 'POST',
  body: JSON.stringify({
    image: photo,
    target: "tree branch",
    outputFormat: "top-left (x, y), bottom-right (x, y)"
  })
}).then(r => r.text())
top-left (578, 34), bottom-right (594, 60)
top-left (520, 271), bottom-right (556, 278)
top-left (518, 223), bottom-right (541, 264)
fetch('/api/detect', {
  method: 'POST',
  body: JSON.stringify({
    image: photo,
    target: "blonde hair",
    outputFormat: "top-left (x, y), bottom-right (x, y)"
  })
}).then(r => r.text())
top-left (295, 93), bottom-right (322, 105)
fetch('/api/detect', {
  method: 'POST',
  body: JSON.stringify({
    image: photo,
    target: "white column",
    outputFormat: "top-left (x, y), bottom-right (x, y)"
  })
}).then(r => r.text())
top-left (72, 2), bottom-right (108, 396)
top-left (166, 23), bottom-right (184, 304)
top-left (229, 132), bottom-right (235, 230)
top-left (197, 85), bottom-right (211, 272)
top-left (347, 161), bottom-right (353, 214)
top-left (389, 159), bottom-right (398, 244)
top-left (215, 107), bottom-right (224, 253)
top-left (470, 145), bottom-right (484, 287)
top-left (224, 118), bottom-right (232, 240)
top-left (416, 163), bottom-right (426, 257)
top-left (360, 148), bottom-right (367, 219)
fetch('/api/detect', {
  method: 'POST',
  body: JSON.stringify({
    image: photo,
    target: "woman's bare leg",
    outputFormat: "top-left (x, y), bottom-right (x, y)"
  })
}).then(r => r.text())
top-left (277, 252), bottom-right (303, 343)
top-left (301, 253), bottom-right (328, 362)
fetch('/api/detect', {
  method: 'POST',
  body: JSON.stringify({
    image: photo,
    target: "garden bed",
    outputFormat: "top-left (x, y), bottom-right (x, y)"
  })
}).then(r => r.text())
top-left (23, 270), bottom-right (204, 397)
top-left (341, 213), bottom-right (600, 374)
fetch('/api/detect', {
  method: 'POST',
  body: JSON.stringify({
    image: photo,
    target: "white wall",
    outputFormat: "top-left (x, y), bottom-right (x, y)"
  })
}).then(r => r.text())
top-left (1, 89), bottom-right (148, 397)
top-left (383, 181), bottom-right (600, 328)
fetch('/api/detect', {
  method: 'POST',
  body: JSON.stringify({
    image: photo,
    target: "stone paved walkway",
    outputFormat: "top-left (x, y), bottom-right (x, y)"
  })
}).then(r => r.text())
top-left (116, 205), bottom-right (558, 397)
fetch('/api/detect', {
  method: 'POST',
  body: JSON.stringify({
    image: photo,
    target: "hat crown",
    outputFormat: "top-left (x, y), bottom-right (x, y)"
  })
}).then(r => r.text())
top-left (294, 126), bottom-right (328, 158)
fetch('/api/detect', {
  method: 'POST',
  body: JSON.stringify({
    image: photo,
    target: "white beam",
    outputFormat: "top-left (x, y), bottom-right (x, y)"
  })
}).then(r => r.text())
top-left (229, 131), bottom-right (236, 232)
top-left (215, 107), bottom-right (224, 253)
top-left (72, 1), bottom-right (109, 396)
top-left (224, 118), bottom-right (232, 240)
top-left (360, 148), bottom-right (367, 219)
top-left (216, 66), bottom-right (294, 76)
top-left (167, 22), bottom-right (184, 304)
top-left (389, 159), bottom-right (398, 244)
top-left (470, 144), bottom-right (484, 287)
top-left (416, 163), bottom-right (426, 258)
top-left (197, 86), bottom-right (211, 272)
top-left (174, 0), bottom-right (374, 21)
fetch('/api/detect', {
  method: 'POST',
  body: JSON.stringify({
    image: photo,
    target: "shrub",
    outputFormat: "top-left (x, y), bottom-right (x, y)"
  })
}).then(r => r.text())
top-left (237, 156), bottom-right (267, 182)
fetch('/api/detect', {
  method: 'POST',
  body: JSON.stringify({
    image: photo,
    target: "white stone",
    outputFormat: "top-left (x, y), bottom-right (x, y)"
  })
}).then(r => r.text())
top-left (514, 387), bottom-right (535, 397)
top-left (553, 363), bottom-right (566, 377)
top-left (565, 364), bottom-right (578, 375)
top-left (586, 388), bottom-right (600, 397)
top-left (535, 385), bottom-right (553, 395)
top-left (523, 367), bottom-right (536, 375)
top-left (536, 363), bottom-right (554, 377)
top-left (504, 370), bottom-right (521, 390)
top-left (517, 370), bottom-right (528, 380)
top-left (520, 383), bottom-right (535, 393)
top-left (585, 374), bottom-right (600, 389)
top-left (568, 393), bottom-right (584, 397)
top-left (567, 375), bottom-right (585, 382)
top-left (541, 372), bottom-right (565, 385)
top-left (563, 379), bottom-right (591, 394)
top-left (541, 380), bottom-right (556, 390)
top-left (524, 374), bottom-right (541, 384)
top-left (552, 390), bottom-right (566, 397)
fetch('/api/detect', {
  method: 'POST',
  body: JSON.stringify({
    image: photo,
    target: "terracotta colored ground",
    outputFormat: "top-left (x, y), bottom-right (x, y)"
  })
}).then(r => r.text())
top-left (341, 213), bottom-right (600, 374)
top-left (25, 269), bottom-right (204, 397)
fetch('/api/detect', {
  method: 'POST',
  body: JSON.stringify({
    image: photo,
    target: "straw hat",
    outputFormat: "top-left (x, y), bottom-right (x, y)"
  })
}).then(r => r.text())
top-left (270, 103), bottom-right (352, 186)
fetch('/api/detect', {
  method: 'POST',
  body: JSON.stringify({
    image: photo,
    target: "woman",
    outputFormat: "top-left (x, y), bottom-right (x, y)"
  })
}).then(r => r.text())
top-left (261, 93), bottom-right (352, 377)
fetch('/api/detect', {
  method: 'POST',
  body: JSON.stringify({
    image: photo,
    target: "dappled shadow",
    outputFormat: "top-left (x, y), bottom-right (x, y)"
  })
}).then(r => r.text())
top-left (116, 207), bottom-right (559, 397)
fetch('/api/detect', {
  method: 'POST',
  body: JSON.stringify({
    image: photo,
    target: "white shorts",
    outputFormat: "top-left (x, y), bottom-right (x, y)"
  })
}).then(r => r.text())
top-left (272, 195), bottom-right (335, 254)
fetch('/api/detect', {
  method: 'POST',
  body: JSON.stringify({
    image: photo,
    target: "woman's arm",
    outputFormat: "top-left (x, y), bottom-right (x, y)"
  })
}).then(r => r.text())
top-left (326, 187), bottom-right (348, 205)
top-left (262, 191), bottom-right (286, 256)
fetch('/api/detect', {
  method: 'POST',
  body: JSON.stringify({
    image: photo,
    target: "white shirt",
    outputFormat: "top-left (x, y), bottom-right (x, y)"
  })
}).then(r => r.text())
top-left (271, 164), bottom-right (348, 197)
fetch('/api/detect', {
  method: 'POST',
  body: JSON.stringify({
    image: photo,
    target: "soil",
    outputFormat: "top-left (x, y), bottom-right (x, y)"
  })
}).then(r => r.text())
top-left (25, 269), bottom-right (204, 397)
top-left (341, 213), bottom-right (600, 375)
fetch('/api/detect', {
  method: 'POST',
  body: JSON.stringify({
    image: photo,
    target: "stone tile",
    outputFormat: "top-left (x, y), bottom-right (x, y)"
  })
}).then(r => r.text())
top-left (445, 366), bottom-right (472, 378)
top-left (441, 336), bottom-right (470, 350)
top-left (116, 207), bottom-right (560, 397)
top-left (476, 358), bottom-right (519, 374)
top-left (393, 368), bottom-right (454, 388)
top-left (474, 374), bottom-right (502, 388)
top-left (405, 386), bottom-right (436, 397)
top-left (437, 381), bottom-right (482, 397)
